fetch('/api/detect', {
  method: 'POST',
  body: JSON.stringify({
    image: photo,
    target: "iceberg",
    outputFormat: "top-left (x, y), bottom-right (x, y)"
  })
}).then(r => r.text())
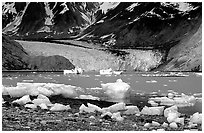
top-left (101, 79), bottom-right (130, 100)
top-left (99, 68), bottom-right (113, 75)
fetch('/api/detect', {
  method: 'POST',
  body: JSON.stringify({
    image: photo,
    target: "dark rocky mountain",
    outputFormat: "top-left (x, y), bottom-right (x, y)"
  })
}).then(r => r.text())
top-left (2, 35), bottom-right (75, 71)
top-left (2, 2), bottom-right (202, 71)
top-left (2, 2), bottom-right (99, 39)
top-left (78, 2), bottom-right (202, 71)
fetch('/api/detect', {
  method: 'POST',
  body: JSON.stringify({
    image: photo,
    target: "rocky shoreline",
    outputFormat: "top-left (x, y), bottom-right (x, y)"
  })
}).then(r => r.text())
top-left (2, 95), bottom-right (202, 131)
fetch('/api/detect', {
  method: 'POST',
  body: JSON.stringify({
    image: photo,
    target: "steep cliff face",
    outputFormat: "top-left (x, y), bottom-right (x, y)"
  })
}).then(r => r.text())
top-left (2, 2), bottom-right (99, 39)
top-left (78, 2), bottom-right (202, 71)
top-left (2, 35), bottom-right (75, 71)
top-left (2, 35), bottom-right (29, 70)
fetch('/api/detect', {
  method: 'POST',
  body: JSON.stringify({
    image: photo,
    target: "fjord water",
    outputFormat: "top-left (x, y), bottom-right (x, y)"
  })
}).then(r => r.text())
top-left (2, 71), bottom-right (202, 114)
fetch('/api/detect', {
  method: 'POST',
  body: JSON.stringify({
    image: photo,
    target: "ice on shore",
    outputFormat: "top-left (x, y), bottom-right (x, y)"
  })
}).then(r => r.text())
top-left (12, 95), bottom-right (31, 105)
top-left (50, 103), bottom-right (71, 111)
top-left (32, 94), bottom-right (52, 106)
top-left (141, 106), bottom-right (164, 115)
top-left (190, 112), bottom-right (202, 124)
top-left (123, 105), bottom-right (140, 115)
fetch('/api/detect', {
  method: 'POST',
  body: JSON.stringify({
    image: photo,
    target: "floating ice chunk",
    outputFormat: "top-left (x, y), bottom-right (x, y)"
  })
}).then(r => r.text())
top-left (173, 95), bottom-right (196, 107)
top-left (12, 95), bottom-right (31, 105)
top-left (59, 85), bottom-right (77, 98)
top-left (123, 106), bottom-right (140, 115)
top-left (169, 122), bottom-right (178, 129)
top-left (25, 104), bottom-right (37, 109)
top-left (141, 106), bottom-right (164, 115)
top-left (5, 86), bottom-right (28, 97)
top-left (79, 95), bottom-right (100, 101)
top-left (37, 86), bottom-right (54, 97)
top-left (100, 68), bottom-right (112, 75)
top-left (146, 80), bottom-right (157, 83)
top-left (113, 71), bottom-right (123, 75)
top-left (63, 69), bottom-right (76, 75)
top-left (88, 87), bottom-right (102, 90)
top-left (190, 112), bottom-right (202, 124)
top-left (2, 86), bottom-right (9, 95)
top-left (164, 105), bottom-right (180, 118)
top-left (168, 93), bottom-right (174, 99)
top-left (111, 112), bottom-right (124, 121)
top-left (101, 79), bottom-right (130, 100)
top-left (50, 103), bottom-right (71, 111)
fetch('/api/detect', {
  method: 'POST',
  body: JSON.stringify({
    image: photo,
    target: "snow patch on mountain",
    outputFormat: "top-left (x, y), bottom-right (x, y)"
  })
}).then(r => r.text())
top-left (99, 2), bottom-right (119, 14)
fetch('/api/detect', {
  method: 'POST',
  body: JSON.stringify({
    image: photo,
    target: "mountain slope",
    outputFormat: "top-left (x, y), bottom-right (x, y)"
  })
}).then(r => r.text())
top-left (2, 2), bottom-right (202, 71)
top-left (2, 2), bottom-right (99, 39)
